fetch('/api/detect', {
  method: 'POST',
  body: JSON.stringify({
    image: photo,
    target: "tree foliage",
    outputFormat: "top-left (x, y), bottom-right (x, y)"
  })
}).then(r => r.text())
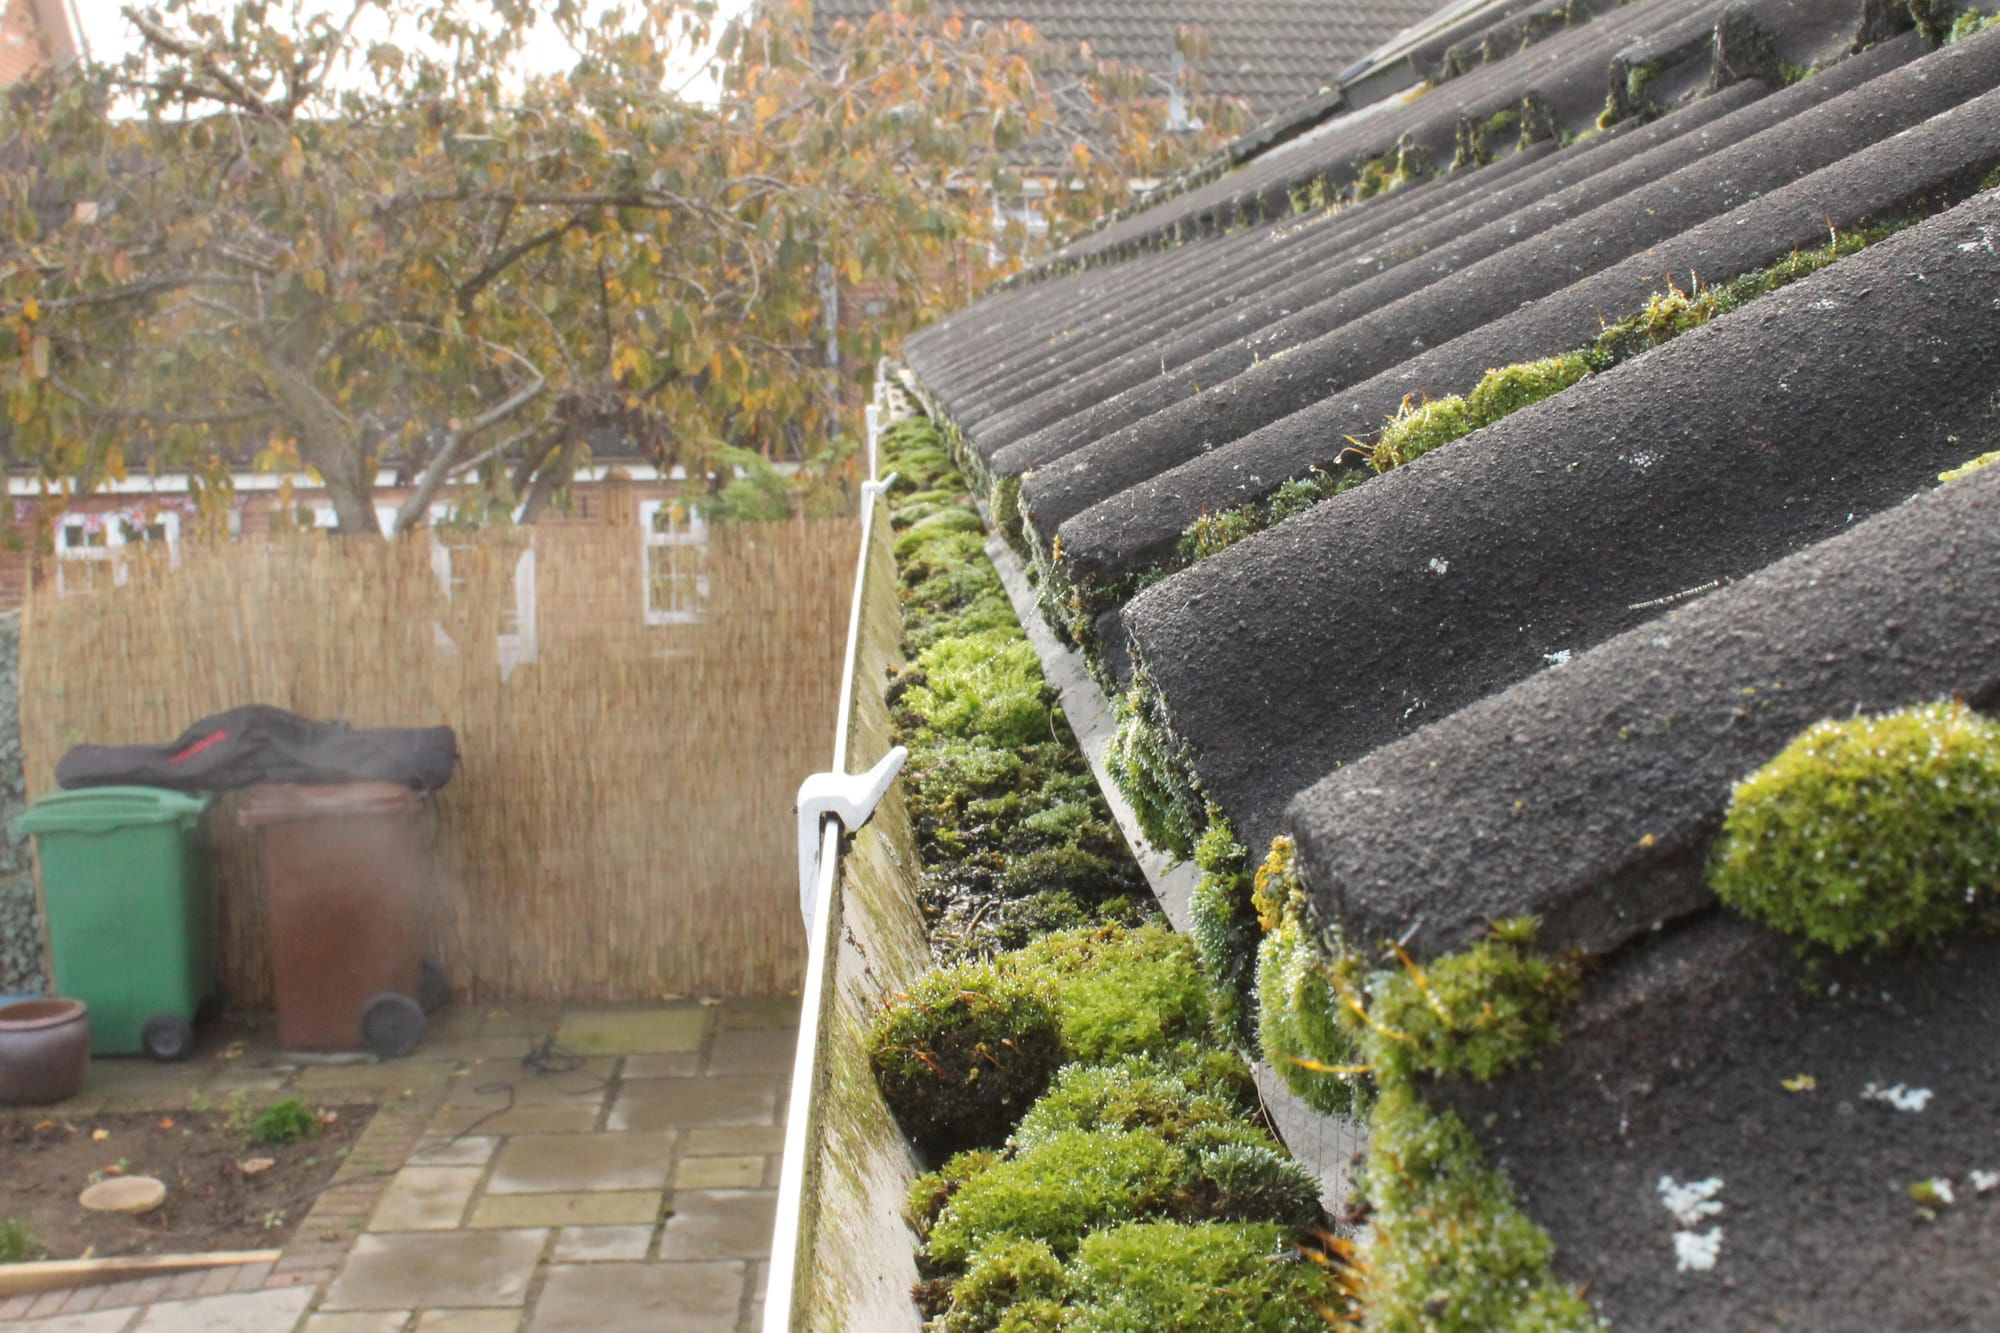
top-left (1, 0), bottom-right (1243, 534)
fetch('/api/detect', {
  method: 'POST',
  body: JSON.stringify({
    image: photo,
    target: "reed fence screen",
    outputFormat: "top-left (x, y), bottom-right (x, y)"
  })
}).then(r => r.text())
top-left (20, 517), bottom-right (855, 1002)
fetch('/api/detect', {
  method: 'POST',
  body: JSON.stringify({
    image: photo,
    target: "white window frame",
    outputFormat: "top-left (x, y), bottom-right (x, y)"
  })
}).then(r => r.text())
top-left (54, 509), bottom-right (180, 593)
top-left (639, 498), bottom-right (711, 626)
top-left (308, 503), bottom-right (405, 536)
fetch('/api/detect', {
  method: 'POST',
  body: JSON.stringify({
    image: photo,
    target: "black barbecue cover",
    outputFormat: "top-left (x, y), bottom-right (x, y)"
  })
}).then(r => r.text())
top-left (55, 705), bottom-right (457, 792)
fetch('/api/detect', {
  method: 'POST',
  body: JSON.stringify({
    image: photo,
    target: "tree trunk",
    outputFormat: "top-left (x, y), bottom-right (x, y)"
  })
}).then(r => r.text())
top-left (518, 432), bottom-right (578, 525)
top-left (259, 358), bottom-right (379, 536)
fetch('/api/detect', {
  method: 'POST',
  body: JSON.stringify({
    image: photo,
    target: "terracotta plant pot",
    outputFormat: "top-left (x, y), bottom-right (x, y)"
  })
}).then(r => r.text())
top-left (0, 997), bottom-right (91, 1106)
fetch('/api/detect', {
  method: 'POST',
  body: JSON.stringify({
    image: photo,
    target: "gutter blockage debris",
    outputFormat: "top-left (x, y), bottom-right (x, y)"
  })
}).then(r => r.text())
top-left (866, 414), bottom-right (1355, 1331)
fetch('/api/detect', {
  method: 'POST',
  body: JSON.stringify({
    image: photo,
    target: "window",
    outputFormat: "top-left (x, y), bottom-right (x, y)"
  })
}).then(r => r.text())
top-left (640, 498), bottom-right (710, 626)
top-left (428, 532), bottom-right (538, 680)
top-left (53, 510), bottom-right (180, 594)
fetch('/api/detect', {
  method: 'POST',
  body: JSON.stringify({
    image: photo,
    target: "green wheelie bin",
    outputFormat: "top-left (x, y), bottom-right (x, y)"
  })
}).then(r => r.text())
top-left (13, 786), bottom-right (215, 1060)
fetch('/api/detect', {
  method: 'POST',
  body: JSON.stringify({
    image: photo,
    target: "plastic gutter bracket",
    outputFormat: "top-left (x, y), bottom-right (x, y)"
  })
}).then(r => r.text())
top-left (795, 746), bottom-right (907, 928)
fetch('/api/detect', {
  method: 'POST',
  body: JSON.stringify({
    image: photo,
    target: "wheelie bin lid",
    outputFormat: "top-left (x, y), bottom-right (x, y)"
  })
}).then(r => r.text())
top-left (237, 782), bottom-right (427, 828)
top-left (14, 786), bottom-right (211, 837)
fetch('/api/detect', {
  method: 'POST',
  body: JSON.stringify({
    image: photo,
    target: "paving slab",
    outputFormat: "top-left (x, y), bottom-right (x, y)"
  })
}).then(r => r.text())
top-left (607, 1076), bottom-right (779, 1132)
top-left (553, 1010), bottom-right (709, 1055)
top-left (367, 1166), bottom-right (483, 1231)
top-left (425, 1105), bottom-right (600, 1137)
top-left (443, 1061), bottom-right (614, 1109)
top-left (320, 1230), bottom-right (548, 1310)
top-left (294, 1062), bottom-right (456, 1093)
top-left (467, 1191), bottom-right (662, 1228)
top-left (415, 1313), bottom-right (520, 1333)
top-left (674, 1155), bottom-right (766, 1190)
top-left (704, 1027), bottom-right (798, 1076)
top-left (407, 1135), bottom-right (499, 1168)
top-left (618, 1052), bottom-right (701, 1079)
top-left (470, 1006), bottom-right (565, 1039)
top-left (717, 997), bottom-right (802, 1029)
top-left (683, 1124), bottom-right (785, 1156)
top-left (659, 1190), bottom-right (777, 1263)
top-left (127, 1288), bottom-right (315, 1332)
top-left (526, 1262), bottom-right (744, 1333)
top-left (1, 1312), bottom-right (135, 1333)
top-left (301, 1314), bottom-right (412, 1333)
top-left (550, 1225), bottom-right (654, 1262)
top-left (412, 1304), bottom-right (516, 1328)
top-left (486, 1133), bottom-right (676, 1193)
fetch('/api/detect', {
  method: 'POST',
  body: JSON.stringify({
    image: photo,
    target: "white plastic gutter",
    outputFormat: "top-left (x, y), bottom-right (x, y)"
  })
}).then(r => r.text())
top-left (764, 372), bottom-right (906, 1332)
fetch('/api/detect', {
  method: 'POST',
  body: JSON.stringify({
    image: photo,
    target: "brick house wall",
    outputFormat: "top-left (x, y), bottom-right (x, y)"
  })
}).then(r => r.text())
top-left (0, 0), bottom-right (80, 88)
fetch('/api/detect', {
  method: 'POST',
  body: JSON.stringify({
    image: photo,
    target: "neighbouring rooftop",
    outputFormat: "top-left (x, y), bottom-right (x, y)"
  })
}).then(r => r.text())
top-left (894, 0), bottom-right (2000, 1325)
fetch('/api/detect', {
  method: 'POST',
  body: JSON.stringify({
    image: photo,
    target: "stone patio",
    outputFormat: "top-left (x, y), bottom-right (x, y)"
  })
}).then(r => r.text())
top-left (0, 997), bottom-right (798, 1332)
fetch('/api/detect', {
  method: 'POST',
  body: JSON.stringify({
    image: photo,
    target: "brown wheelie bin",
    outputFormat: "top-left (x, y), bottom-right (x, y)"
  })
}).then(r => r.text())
top-left (239, 783), bottom-right (449, 1057)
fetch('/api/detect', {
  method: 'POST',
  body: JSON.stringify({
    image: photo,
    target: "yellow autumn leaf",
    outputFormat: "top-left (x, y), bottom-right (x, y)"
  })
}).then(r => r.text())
top-left (22, 298), bottom-right (39, 322)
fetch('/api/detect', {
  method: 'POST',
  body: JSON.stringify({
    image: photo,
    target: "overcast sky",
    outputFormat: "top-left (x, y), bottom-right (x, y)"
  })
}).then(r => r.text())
top-left (71, 1), bottom-right (753, 101)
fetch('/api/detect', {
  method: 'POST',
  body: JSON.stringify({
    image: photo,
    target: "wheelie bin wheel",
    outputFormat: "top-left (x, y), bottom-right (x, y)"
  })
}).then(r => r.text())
top-left (418, 959), bottom-right (451, 1016)
top-left (141, 1013), bottom-right (195, 1062)
top-left (359, 993), bottom-right (426, 1059)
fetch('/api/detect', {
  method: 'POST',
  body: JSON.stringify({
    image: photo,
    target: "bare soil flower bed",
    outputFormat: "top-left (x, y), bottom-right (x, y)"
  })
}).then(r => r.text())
top-left (0, 1104), bottom-right (372, 1261)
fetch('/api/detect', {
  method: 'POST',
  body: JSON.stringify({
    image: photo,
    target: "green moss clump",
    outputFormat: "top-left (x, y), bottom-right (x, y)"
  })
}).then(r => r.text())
top-left (994, 1298), bottom-right (1069, 1330)
top-left (1709, 702), bottom-right (2000, 953)
top-left (1369, 394), bottom-right (1475, 472)
top-left (1370, 355), bottom-right (1590, 473)
top-left (1177, 506), bottom-right (1260, 563)
top-left (1357, 1080), bottom-right (1597, 1331)
top-left (1106, 684), bottom-right (1207, 861)
top-left (869, 961), bottom-right (1066, 1157)
top-left (1183, 1137), bottom-right (1323, 1226)
top-left (1353, 138), bottom-right (1431, 201)
top-left (896, 507), bottom-right (988, 558)
top-left (1586, 228), bottom-right (1881, 371)
top-left (1364, 920), bottom-right (1579, 1081)
top-left (1250, 836), bottom-right (1302, 930)
top-left (1175, 470), bottom-right (1364, 567)
top-left (936, 1238), bottom-right (1070, 1333)
top-left (1008, 1054), bottom-right (1254, 1154)
top-left (1463, 355), bottom-right (1591, 424)
top-left (923, 1129), bottom-right (1188, 1266)
top-left (992, 474), bottom-right (1027, 552)
top-left (909, 1149), bottom-right (1004, 1239)
top-left (1940, 449), bottom-right (1999, 483)
top-left (903, 631), bottom-right (1055, 750)
top-left (1187, 816), bottom-right (1260, 1043)
top-left (1015, 922), bottom-right (1215, 1065)
top-left (1910, 0), bottom-right (1957, 45)
top-left (1950, 9), bottom-right (2000, 41)
top-left (1064, 1221), bottom-right (1348, 1332)
top-left (1256, 916), bottom-right (1366, 1117)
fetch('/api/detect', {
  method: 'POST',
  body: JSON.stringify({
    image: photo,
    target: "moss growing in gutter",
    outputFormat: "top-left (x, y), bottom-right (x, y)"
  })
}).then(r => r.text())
top-left (880, 416), bottom-right (1148, 958)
